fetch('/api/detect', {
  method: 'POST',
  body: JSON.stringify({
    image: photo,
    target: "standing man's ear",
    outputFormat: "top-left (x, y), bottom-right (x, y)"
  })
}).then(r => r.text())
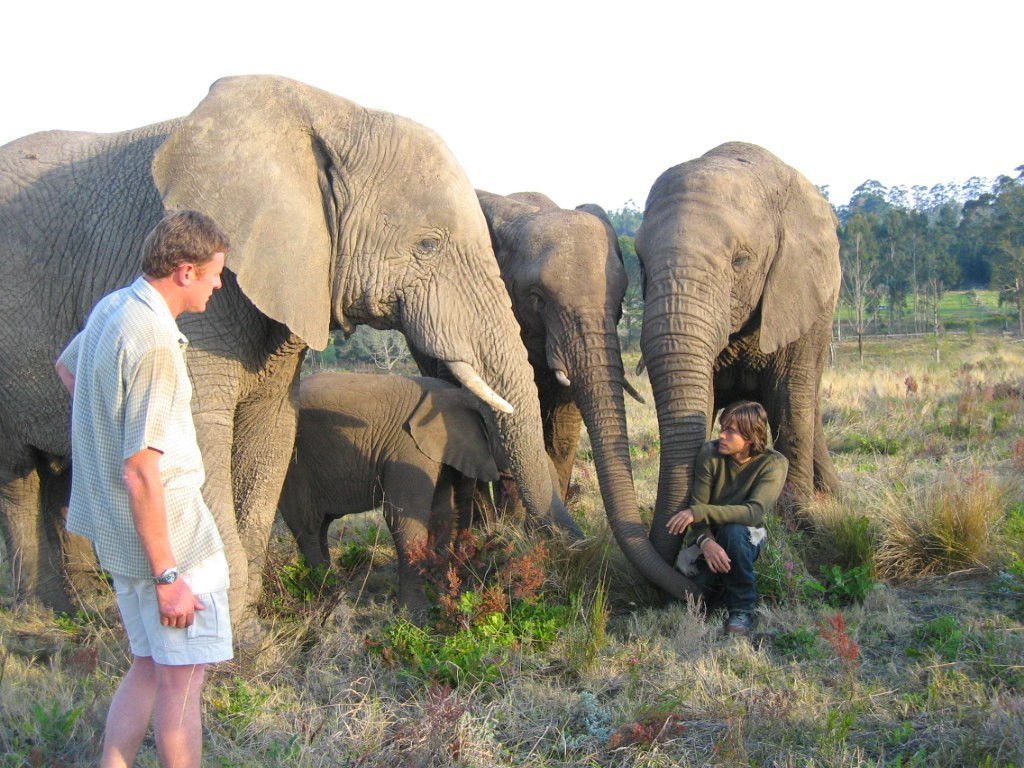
top-left (175, 263), bottom-right (197, 286)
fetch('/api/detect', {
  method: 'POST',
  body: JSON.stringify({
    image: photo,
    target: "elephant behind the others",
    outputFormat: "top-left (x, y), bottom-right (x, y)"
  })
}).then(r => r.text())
top-left (278, 372), bottom-right (500, 615)
top-left (475, 190), bottom-right (702, 602)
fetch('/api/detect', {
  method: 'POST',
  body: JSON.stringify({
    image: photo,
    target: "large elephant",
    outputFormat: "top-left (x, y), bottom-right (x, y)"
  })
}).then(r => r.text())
top-left (0, 75), bottom-right (574, 630)
top-left (475, 190), bottom-right (700, 600)
top-left (635, 142), bottom-right (842, 567)
top-left (278, 372), bottom-right (500, 615)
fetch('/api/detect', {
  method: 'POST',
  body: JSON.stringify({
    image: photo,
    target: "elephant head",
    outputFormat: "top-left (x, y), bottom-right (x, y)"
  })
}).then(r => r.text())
top-left (635, 142), bottom-right (841, 566)
top-left (477, 190), bottom-right (700, 600)
top-left (151, 76), bottom-right (577, 553)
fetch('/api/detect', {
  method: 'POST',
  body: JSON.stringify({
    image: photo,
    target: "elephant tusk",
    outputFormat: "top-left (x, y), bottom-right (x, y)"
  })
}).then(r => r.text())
top-left (447, 361), bottom-right (515, 414)
top-left (623, 378), bottom-right (646, 405)
top-left (554, 370), bottom-right (571, 388)
top-left (635, 355), bottom-right (646, 376)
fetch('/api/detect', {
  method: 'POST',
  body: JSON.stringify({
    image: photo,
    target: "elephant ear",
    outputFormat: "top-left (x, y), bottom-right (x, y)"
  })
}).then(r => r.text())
top-left (759, 176), bottom-right (841, 354)
top-left (407, 385), bottom-right (500, 482)
top-left (152, 76), bottom-right (345, 351)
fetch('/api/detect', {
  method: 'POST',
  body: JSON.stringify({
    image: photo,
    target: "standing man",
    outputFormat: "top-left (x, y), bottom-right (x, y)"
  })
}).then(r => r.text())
top-left (665, 401), bottom-right (788, 635)
top-left (55, 210), bottom-right (233, 768)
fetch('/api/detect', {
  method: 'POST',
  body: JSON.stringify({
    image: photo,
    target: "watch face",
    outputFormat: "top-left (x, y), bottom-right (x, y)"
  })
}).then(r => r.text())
top-left (155, 568), bottom-right (179, 584)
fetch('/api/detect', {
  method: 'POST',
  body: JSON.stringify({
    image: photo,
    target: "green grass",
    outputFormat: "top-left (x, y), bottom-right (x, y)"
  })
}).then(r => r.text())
top-left (2, 335), bottom-right (1024, 766)
top-left (834, 288), bottom-right (1016, 331)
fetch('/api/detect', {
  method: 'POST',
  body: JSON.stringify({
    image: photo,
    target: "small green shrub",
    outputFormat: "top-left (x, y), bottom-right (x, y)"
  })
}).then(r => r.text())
top-left (564, 581), bottom-right (609, 673)
top-left (909, 615), bottom-right (964, 662)
top-left (371, 529), bottom-right (574, 686)
top-left (772, 626), bottom-right (820, 658)
top-left (832, 432), bottom-right (907, 455)
top-left (818, 563), bottom-right (878, 606)
top-left (279, 560), bottom-right (337, 603)
top-left (374, 598), bottom-right (572, 686)
top-left (208, 676), bottom-right (270, 740)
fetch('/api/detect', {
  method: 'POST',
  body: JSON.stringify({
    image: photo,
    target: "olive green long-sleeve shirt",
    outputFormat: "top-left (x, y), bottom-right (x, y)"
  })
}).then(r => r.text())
top-left (683, 440), bottom-right (789, 547)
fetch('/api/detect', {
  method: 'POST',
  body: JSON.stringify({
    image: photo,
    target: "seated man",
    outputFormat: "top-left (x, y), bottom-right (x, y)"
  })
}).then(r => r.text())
top-left (666, 401), bottom-right (788, 635)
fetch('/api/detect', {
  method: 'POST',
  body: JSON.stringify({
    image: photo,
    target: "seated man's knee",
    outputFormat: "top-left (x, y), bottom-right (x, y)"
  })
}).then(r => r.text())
top-left (715, 524), bottom-right (752, 553)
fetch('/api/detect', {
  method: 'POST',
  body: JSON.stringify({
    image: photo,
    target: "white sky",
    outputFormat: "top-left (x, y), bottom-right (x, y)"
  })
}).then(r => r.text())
top-left (2, 1), bottom-right (1020, 211)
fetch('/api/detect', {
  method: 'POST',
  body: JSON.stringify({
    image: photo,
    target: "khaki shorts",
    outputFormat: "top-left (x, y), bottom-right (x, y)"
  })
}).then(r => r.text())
top-left (112, 552), bottom-right (233, 666)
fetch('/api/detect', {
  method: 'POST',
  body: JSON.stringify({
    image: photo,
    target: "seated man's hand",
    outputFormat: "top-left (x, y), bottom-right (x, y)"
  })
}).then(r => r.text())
top-left (700, 538), bottom-right (731, 573)
top-left (666, 508), bottom-right (695, 535)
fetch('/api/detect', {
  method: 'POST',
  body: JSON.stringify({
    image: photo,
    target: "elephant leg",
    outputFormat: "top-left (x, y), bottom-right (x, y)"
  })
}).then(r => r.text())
top-left (812, 398), bottom-right (841, 495)
top-left (191, 408), bottom-right (250, 632)
top-left (277, 462), bottom-right (331, 567)
top-left (0, 453), bottom-right (72, 612)
top-left (430, 467), bottom-right (460, 551)
top-left (545, 399), bottom-right (583, 501)
top-left (42, 465), bottom-right (104, 602)
top-left (763, 352), bottom-right (817, 511)
top-left (380, 465), bottom-right (436, 619)
top-left (452, 473), bottom-right (479, 536)
top-left (231, 356), bottom-right (303, 613)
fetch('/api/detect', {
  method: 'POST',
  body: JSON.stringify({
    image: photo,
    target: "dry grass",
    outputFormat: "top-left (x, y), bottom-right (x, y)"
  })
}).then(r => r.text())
top-left (2, 334), bottom-right (1024, 766)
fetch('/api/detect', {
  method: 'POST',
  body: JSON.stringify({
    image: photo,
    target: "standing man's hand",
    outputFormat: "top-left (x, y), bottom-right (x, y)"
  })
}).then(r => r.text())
top-left (666, 508), bottom-right (695, 535)
top-left (701, 538), bottom-right (731, 573)
top-left (156, 580), bottom-right (204, 628)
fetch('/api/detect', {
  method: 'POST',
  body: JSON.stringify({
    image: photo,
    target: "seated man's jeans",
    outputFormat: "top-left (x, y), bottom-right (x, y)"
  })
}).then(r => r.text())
top-left (690, 523), bottom-right (764, 612)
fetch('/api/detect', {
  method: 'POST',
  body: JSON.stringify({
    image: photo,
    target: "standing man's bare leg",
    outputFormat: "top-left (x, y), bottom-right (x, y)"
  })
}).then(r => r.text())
top-left (153, 663), bottom-right (207, 768)
top-left (100, 656), bottom-right (158, 768)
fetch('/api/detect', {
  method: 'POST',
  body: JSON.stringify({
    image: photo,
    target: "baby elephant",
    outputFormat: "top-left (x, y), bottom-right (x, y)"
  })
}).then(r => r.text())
top-left (278, 372), bottom-right (500, 614)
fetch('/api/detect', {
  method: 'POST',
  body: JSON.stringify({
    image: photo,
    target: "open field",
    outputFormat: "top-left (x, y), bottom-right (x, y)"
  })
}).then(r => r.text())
top-left (834, 289), bottom-right (1017, 334)
top-left (2, 335), bottom-right (1023, 767)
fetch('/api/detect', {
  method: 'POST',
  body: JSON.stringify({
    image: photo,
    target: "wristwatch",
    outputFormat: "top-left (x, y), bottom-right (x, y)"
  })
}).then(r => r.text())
top-left (153, 567), bottom-right (180, 585)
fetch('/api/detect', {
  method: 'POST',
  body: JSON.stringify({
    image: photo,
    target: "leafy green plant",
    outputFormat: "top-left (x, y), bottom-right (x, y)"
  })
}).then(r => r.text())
top-left (373, 598), bottom-right (572, 686)
top-left (371, 530), bottom-right (574, 685)
top-left (279, 560), bottom-right (337, 602)
top-left (909, 615), bottom-right (964, 662)
top-left (772, 626), bottom-right (820, 659)
top-left (53, 609), bottom-right (102, 635)
top-left (33, 700), bottom-right (82, 757)
top-left (818, 563), bottom-right (878, 606)
top-left (209, 676), bottom-right (271, 740)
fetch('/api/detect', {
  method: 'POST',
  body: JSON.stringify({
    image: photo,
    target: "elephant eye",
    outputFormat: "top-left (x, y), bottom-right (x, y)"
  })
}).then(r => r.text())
top-left (416, 237), bottom-right (441, 255)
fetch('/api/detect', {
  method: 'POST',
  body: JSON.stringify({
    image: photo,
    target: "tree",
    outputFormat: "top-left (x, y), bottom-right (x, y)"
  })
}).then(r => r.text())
top-left (839, 213), bottom-right (882, 361)
top-left (618, 235), bottom-right (644, 350)
top-left (988, 172), bottom-right (1024, 335)
top-left (605, 201), bottom-right (644, 238)
top-left (918, 206), bottom-right (960, 361)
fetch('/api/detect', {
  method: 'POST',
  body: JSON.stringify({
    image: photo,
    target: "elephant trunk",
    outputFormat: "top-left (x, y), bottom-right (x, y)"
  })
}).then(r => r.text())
top-left (569, 318), bottom-right (700, 599)
top-left (641, 273), bottom-right (728, 566)
top-left (407, 262), bottom-right (582, 541)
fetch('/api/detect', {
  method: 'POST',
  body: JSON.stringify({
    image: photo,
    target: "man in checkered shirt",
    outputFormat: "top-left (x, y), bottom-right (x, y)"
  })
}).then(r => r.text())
top-left (56, 210), bottom-right (232, 768)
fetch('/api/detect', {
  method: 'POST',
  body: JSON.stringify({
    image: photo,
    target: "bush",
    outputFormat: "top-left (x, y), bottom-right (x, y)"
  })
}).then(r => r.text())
top-left (875, 467), bottom-right (1011, 579)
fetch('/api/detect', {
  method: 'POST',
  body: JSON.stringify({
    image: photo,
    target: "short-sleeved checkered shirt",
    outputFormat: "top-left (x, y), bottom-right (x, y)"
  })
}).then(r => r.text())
top-left (59, 276), bottom-right (223, 579)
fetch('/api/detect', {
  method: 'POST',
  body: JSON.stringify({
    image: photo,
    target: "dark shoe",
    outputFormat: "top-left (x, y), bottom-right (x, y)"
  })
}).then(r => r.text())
top-left (724, 610), bottom-right (755, 635)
